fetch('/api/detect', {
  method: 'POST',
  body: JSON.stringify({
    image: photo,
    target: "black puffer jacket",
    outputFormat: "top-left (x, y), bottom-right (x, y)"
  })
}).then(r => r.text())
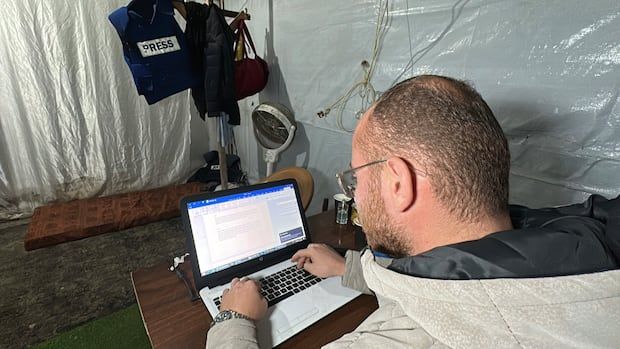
top-left (185, 3), bottom-right (240, 124)
top-left (389, 194), bottom-right (620, 279)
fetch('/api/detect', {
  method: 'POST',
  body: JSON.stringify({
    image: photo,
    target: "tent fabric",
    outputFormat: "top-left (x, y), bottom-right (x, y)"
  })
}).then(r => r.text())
top-left (1, 0), bottom-right (620, 219)
top-left (0, 1), bottom-right (194, 220)
top-left (226, 0), bottom-right (620, 214)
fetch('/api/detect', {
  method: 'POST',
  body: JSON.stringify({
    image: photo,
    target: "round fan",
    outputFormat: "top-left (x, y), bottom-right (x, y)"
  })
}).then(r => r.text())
top-left (252, 102), bottom-right (296, 177)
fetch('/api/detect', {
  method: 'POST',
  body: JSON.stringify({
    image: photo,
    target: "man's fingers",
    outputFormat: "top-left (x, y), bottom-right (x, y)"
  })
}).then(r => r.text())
top-left (294, 256), bottom-right (306, 268)
top-left (223, 288), bottom-right (230, 294)
top-left (291, 249), bottom-right (305, 261)
top-left (302, 259), bottom-right (317, 274)
top-left (293, 257), bottom-right (306, 268)
top-left (248, 279), bottom-right (260, 290)
top-left (231, 277), bottom-right (240, 288)
top-left (292, 248), bottom-right (313, 261)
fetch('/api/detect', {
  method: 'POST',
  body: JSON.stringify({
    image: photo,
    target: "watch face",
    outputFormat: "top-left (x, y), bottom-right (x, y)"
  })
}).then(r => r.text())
top-left (216, 310), bottom-right (232, 322)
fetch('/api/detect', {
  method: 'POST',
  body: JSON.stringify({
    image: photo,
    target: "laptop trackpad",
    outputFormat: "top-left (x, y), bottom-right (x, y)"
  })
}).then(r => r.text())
top-left (271, 302), bottom-right (319, 334)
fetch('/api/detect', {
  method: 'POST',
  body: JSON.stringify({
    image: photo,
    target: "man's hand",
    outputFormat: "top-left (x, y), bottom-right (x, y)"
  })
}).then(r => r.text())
top-left (220, 277), bottom-right (267, 321)
top-left (291, 243), bottom-right (346, 278)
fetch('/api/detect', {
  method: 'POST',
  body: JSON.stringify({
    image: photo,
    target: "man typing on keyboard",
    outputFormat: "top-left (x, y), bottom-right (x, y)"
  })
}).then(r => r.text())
top-left (207, 75), bottom-right (620, 348)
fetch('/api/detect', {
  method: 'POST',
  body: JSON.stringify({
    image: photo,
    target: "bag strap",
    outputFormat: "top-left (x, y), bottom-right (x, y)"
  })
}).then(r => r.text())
top-left (234, 20), bottom-right (245, 60)
top-left (240, 20), bottom-right (258, 56)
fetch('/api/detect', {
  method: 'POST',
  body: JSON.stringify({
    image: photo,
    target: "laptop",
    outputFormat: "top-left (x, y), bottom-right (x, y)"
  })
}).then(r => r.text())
top-left (180, 179), bottom-right (360, 347)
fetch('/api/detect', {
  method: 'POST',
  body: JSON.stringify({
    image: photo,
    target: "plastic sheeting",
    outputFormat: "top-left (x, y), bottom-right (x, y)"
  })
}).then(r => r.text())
top-left (2, 0), bottom-right (619, 219)
top-left (228, 0), bottom-right (620, 214)
top-left (0, 1), bottom-right (195, 220)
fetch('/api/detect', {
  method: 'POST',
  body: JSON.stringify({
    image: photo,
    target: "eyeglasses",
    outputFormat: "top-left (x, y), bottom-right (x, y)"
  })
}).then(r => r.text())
top-left (335, 160), bottom-right (386, 198)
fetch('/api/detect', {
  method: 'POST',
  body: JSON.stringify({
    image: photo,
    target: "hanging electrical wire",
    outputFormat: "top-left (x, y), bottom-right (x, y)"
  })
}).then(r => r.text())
top-left (389, 0), bottom-right (470, 88)
top-left (317, 0), bottom-right (390, 133)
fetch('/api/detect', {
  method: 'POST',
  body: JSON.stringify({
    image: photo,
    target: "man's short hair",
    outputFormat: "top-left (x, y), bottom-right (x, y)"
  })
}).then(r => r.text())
top-left (364, 75), bottom-right (510, 221)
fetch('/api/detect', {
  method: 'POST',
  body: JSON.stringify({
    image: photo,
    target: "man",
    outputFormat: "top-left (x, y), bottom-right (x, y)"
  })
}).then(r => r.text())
top-left (207, 75), bottom-right (620, 348)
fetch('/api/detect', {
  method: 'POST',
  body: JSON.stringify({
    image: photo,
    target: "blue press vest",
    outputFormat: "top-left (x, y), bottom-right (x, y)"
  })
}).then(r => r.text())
top-left (109, 0), bottom-right (200, 104)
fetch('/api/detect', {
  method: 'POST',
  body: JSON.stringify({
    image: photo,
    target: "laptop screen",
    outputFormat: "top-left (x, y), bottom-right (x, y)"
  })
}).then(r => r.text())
top-left (186, 183), bottom-right (307, 277)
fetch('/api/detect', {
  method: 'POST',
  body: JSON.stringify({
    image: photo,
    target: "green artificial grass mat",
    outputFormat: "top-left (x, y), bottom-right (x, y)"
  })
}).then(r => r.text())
top-left (32, 304), bottom-right (151, 349)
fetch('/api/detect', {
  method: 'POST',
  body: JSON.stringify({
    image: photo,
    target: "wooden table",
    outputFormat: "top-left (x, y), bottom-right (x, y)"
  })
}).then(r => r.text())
top-left (131, 210), bottom-right (378, 349)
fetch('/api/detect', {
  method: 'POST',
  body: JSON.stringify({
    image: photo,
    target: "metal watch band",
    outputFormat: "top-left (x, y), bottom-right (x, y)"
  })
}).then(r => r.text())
top-left (210, 310), bottom-right (252, 327)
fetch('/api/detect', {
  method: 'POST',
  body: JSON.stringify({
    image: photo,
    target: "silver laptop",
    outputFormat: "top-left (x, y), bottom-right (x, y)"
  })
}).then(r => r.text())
top-left (180, 179), bottom-right (360, 347)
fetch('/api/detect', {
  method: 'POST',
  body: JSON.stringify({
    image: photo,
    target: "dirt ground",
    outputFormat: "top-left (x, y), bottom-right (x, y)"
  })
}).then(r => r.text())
top-left (0, 218), bottom-right (187, 348)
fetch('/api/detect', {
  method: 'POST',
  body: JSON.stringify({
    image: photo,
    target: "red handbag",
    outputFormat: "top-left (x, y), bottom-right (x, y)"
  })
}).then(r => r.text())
top-left (234, 20), bottom-right (269, 100)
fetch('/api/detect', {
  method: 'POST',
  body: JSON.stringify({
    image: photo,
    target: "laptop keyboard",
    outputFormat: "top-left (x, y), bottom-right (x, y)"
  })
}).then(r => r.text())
top-left (213, 266), bottom-right (323, 309)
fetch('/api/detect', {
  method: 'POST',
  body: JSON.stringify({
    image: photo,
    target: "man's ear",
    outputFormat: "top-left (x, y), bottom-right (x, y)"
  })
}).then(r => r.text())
top-left (383, 157), bottom-right (415, 212)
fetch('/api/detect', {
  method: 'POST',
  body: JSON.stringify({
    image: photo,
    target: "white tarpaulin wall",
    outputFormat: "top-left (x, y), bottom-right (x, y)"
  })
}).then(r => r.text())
top-left (230, 0), bottom-right (620, 214)
top-left (1, 0), bottom-right (619, 219)
top-left (0, 1), bottom-right (213, 220)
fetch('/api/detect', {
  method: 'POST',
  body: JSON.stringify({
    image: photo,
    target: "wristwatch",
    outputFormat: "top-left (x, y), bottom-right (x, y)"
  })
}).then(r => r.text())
top-left (210, 310), bottom-right (252, 327)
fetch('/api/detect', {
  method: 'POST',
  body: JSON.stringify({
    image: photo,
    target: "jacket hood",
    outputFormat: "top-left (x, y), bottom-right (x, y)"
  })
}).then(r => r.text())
top-left (389, 194), bottom-right (620, 279)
